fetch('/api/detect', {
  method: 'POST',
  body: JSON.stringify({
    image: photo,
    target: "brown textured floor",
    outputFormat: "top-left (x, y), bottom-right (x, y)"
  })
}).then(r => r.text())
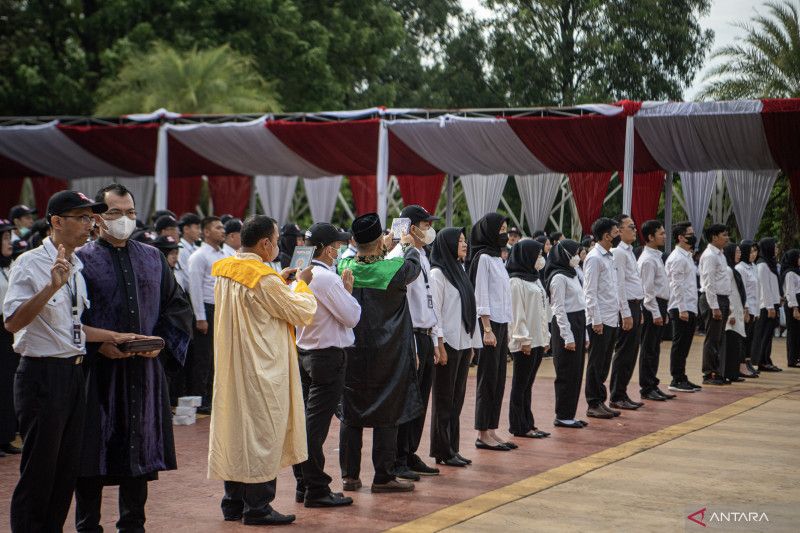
top-left (0, 337), bottom-right (795, 532)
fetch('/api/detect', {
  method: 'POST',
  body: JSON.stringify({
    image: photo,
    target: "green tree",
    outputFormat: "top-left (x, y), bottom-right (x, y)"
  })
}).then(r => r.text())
top-left (698, 0), bottom-right (800, 99)
top-left (95, 43), bottom-right (280, 114)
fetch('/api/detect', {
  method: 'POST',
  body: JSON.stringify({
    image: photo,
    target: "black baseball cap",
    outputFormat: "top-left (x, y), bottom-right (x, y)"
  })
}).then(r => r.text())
top-left (46, 191), bottom-right (107, 224)
top-left (224, 218), bottom-right (243, 235)
top-left (152, 235), bottom-right (180, 251)
top-left (9, 204), bottom-right (37, 221)
top-left (0, 218), bottom-right (14, 233)
top-left (305, 223), bottom-right (350, 247)
top-left (155, 215), bottom-right (179, 233)
top-left (508, 226), bottom-right (522, 236)
top-left (400, 205), bottom-right (439, 225)
top-left (152, 209), bottom-right (176, 223)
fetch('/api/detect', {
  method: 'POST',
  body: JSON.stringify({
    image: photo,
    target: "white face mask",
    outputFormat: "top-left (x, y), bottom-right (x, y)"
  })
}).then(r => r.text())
top-left (105, 216), bottom-right (136, 241)
top-left (535, 256), bottom-right (546, 271)
top-left (423, 226), bottom-right (436, 245)
top-left (569, 255), bottom-right (581, 268)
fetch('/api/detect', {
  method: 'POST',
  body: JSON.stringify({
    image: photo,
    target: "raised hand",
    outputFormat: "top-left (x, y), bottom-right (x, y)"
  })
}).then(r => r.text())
top-left (50, 244), bottom-right (71, 290)
top-left (341, 269), bottom-right (354, 293)
top-left (298, 265), bottom-right (314, 285)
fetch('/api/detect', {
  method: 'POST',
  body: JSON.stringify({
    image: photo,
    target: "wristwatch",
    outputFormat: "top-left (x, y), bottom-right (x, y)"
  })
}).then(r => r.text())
top-left (483, 326), bottom-right (492, 333)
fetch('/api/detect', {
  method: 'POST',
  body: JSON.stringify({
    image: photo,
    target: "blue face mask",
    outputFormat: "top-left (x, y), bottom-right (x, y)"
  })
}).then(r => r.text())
top-left (18, 227), bottom-right (30, 237)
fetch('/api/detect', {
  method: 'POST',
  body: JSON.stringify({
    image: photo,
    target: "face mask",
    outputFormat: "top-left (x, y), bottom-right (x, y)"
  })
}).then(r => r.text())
top-left (18, 227), bottom-right (30, 237)
top-left (569, 255), bottom-right (581, 268)
top-left (498, 232), bottom-right (509, 248)
top-left (611, 235), bottom-right (622, 247)
top-left (423, 227), bottom-right (436, 245)
top-left (105, 216), bottom-right (136, 241)
top-left (535, 256), bottom-right (546, 271)
top-left (338, 244), bottom-right (348, 258)
top-left (685, 234), bottom-right (697, 246)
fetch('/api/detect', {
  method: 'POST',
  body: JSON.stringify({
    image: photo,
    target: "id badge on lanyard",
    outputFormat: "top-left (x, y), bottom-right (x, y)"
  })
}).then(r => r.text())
top-left (67, 275), bottom-right (81, 346)
top-left (422, 268), bottom-right (433, 309)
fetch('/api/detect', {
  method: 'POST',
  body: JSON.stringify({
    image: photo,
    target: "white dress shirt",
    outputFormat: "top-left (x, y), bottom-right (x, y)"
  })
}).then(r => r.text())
top-left (735, 262), bottom-right (760, 315)
top-left (612, 241), bottom-right (644, 315)
top-left (188, 242), bottom-right (227, 320)
top-left (757, 262), bottom-right (781, 309)
top-left (222, 243), bottom-right (236, 257)
top-left (583, 245), bottom-right (620, 327)
top-left (430, 268), bottom-right (482, 351)
top-left (725, 268), bottom-right (746, 337)
top-left (549, 273), bottom-right (585, 344)
top-left (638, 246), bottom-right (670, 319)
top-left (785, 271), bottom-right (800, 308)
top-left (176, 238), bottom-right (197, 292)
top-left (341, 245), bottom-right (357, 259)
top-left (387, 245), bottom-right (437, 330)
top-left (474, 254), bottom-right (512, 324)
top-left (508, 277), bottom-right (551, 351)
top-left (665, 246), bottom-right (698, 314)
top-left (296, 260), bottom-right (361, 350)
top-left (2, 237), bottom-right (89, 358)
top-left (0, 266), bottom-right (10, 312)
top-left (699, 243), bottom-right (731, 308)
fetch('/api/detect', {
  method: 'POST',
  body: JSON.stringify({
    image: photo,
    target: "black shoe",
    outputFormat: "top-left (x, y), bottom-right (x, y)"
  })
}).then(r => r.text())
top-left (224, 513), bottom-right (243, 522)
top-left (668, 381), bottom-right (695, 393)
top-left (625, 397), bottom-right (645, 408)
top-left (394, 466), bottom-right (420, 481)
top-left (475, 439), bottom-right (510, 451)
top-left (304, 492), bottom-right (353, 508)
top-left (196, 405), bottom-right (212, 415)
top-left (243, 510), bottom-right (296, 526)
top-left (686, 380), bottom-right (703, 391)
top-left (409, 455), bottom-right (440, 476)
top-left (746, 361), bottom-right (759, 375)
top-left (578, 419), bottom-right (589, 427)
top-left (642, 390), bottom-right (666, 401)
top-left (455, 453), bottom-right (472, 464)
top-left (554, 419), bottom-right (584, 428)
top-left (436, 456), bottom-right (467, 467)
top-left (503, 441), bottom-right (519, 449)
top-left (702, 374), bottom-right (725, 385)
top-left (342, 478), bottom-right (362, 491)
top-left (731, 376), bottom-right (746, 382)
top-left (610, 399), bottom-right (640, 410)
top-left (295, 490), bottom-right (305, 503)
top-left (655, 388), bottom-right (676, 399)
top-left (758, 365), bottom-right (779, 372)
top-left (0, 443), bottom-right (21, 454)
top-left (586, 406), bottom-right (613, 419)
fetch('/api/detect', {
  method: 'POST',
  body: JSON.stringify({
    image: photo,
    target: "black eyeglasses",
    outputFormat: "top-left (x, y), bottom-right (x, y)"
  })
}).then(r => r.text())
top-left (57, 215), bottom-right (96, 225)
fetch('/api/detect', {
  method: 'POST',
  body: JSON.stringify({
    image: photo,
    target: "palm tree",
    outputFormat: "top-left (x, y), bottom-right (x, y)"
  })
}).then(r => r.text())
top-left (95, 43), bottom-right (280, 114)
top-left (699, 0), bottom-right (800, 99)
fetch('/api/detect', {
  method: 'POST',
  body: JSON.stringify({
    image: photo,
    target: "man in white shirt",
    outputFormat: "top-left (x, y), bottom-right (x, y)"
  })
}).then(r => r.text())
top-left (293, 223), bottom-right (360, 509)
top-left (8, 204), bottom-right (36, 244)
top-left (665, 222), bottom-right (703, 393)
top-left (176, 213), bottom-right (202, 292)
top-left (636, 220), bottom-right (675, 401)
top-left (583, 217), bottom-right (622, 419)
top-left (223, 218), bottom-right (242, 256)
top-left (698, 223), bottom-right (731, 385)
top-left (388, 205), bottom-right (441, 479)
top-left (188, 216), bottom-right (227, 413)
top-left (609, 214), bottom-right (647, 411)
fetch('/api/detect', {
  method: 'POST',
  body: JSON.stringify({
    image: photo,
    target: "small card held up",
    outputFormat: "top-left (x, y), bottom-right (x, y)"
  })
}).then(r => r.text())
top-left (290, 246), bottom-right (314, 270)
top-left (391, 217), bottom-right (411, 240)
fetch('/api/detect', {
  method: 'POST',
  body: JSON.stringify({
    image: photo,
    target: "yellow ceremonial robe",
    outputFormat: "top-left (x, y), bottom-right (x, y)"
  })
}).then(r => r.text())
top-left (207, 252), bottom-right (317, 483)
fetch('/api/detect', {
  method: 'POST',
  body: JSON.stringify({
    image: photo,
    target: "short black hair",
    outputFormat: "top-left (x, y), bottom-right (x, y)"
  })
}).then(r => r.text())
top-left (548, 231), bottom-right (563, 242)
top-left (705, 223), bottom-right (728, 242)
top-left (613, 213), bottom-right (631, 225)
top-left (241, 215), bottom-right (278, 247)
top-left (591, 217), bottom-right (617, 242)
top-left (672, 221), bottom-right (692, 243)
top-left (532, 230), bottom-right (545, 239)
top-left (201, 216), bottom-right (221, 231)
top-left (641, 220), bottom-right (663, 243)
top-left (96, 183), bottom-right (136, 205)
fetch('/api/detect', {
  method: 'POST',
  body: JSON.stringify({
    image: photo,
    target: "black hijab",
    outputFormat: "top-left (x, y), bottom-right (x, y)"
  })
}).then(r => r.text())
top-left (506, 240), bottom-right (544, 283)
top-left (468, 212), bottom-right (509, 286)
top-left (0, 229), bottom-right (12, 268)
top-left (739, 240), bottom-right (756, 265)
top-left (544, 239), bottom-right (580, 293)
top-left (430, 227), bottom-right (477, 335)
top-left (723, 243), bottom-right (746, 307)
top-left (779, 249), bottom-right (800, 293)
top-left (757, 238), bottom-right (778, 276)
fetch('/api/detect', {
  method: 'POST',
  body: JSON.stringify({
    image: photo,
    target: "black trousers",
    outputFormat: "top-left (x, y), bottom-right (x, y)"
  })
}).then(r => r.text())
top-left (751, 307), bottom-right (779, 366)
top-left (610, 300), bottom-right (642, 402)
top-left (508, 347), bottom-right (544, 435)
top-left (638, 298), bottom-right (669, 394)
top-left (784, 302), bottom-right (800, 365)
top-left (474, 321), bottom-right (509, 431)
top-left (75, 476), bottom-right (148, 533)
top-left (10, 356), bottom-right (86, 533)
top-left (700, 294), bottom-right (730, 376)
top-left (339, 423), bottom-right (397, 484)
top-left (292, 347), bottom-right (346, 499)
top-left (190, 303), bottom-right (215, 406)
top-left (585, 324), bottom-right (618, 407)
top-left (742, 317), bottom-right (756, 361)
top-left (669, 309), bottom-right (696, 381)
top-left (222, 479), bottom-right (276, 520)
top-left (430, 344), bottom-right (471, 460)
top-left (722, 331), bottom-right (744, 380)
top-left (0, 326), bottom-right (19, 444)
top-left (552, 313), bottom-right (586, 421)
top-left (396, 332), bottom-right (434, 467)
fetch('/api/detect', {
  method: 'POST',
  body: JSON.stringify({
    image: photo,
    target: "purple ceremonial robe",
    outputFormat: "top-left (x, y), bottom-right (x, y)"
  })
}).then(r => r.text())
top-left (77, 238), bottom-right (192, 481)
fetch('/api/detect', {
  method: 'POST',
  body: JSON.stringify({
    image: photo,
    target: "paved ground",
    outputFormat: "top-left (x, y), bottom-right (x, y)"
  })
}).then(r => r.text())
top-left (0, 336), bottom-right (797, 532)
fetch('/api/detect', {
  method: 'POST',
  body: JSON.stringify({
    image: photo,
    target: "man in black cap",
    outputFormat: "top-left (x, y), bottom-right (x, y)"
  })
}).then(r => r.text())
top-left (507, 227), bottom-right (522, 248)
top-left (388, 205), bottom-right (441, 479)
top-left (153, 235), bottom-right (181, 270)
top-left (177, 213), bottom-right (202, 293)
top-left (337, 213), bottom-right (424, 494)
top-left (9, 204), bottom-right (37, 244)
top-left (223, 218), bottom-right (243, 256)
top-left (155, 215), bottom-right (180, 241)
top-left (292, 223), bottom-right (360, 508)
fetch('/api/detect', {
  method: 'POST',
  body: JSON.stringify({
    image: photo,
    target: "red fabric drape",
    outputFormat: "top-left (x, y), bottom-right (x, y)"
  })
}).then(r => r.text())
top-left (788, 171), bottom-right (800, 220)
top-left (348, 175), bottom-right (378, 217)
top-left (396, 174), bottom-right (445, 214)
top-left (59, 123), bottom-right (159, 175)
top-left (168, 176), bottom-right (203, 217)
top-left (0, 153), bottom-right (42, 180)
top-left (568, 172), bottom-right (613, 235)
top-left (208, 176), bottom-right (251, 218)
top-left (761, 99), bottom-right (800, 173)
top-left (0, 178), bottom-right (25, 219)
top-left (619, 171), bottom-right (665, 240)
top-left (31, 177), bottom-right (68, 215)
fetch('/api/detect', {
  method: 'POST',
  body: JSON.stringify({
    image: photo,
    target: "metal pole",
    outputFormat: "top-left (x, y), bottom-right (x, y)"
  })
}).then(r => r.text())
top-left (446, 174), bottom-right (454, 226)
top-left (664, 171), bottom-right (673, 253)
top-left (248, 176), bottom-right (257, 217)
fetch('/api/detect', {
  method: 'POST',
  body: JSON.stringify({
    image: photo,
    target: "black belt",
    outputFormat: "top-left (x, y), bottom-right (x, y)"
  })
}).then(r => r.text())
top-left (628, 299), bottom-right (642, 304)
top-left (413, 327), bottom-right (433, 336)
top-left (22, 354), bottom-right (83, 365)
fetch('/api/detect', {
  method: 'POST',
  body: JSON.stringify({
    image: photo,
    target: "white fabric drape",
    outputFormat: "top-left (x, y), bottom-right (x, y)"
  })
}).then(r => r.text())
top-left (376, 121), bottom-right (389, 226)
top-left (0, 122), bottom-right (135, 178)
top-left (460, 174), bottom-right (508, 225)
top-left (622, 116), bottom-right (635, 214)
top-left (387, 116), bottom-right (551, 175)
top-left (514, 173), bottom-right (562, 233)
top-left (254, 175), bottom-right (298, 226)
top-left (679, 171), bottom-right (718, 234)
top-left (723, 169), bottom-right (779, 241)
top-left (303, 176), bottom-right (342, 224)
top-left (70, 177), bottom-right (154, 222)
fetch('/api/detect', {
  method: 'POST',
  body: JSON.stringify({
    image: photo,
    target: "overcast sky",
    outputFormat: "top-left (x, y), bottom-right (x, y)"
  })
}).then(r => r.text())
top-left (460, 0), bottom-right (767, 100)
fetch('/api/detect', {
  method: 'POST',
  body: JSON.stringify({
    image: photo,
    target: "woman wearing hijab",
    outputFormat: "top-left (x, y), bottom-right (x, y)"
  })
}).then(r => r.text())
top-left (0, 219), bottom-right (21, 457)
top-left (545, 239), bottom-right (588, 429)
top-left (468, 213), bottom-right (514, 451)
top-left (751, 238), bottom-right (783, 372)
top-left (736, 241), bottom-right (760, 377)
top-left (722, 244), bottom-right (747, 382)
top-left (429, 228), bottom-right (482, 467)
top-left (780, 249), bottom-right (800, 367)
top-left (534, 234), bottom-right (552, 256)
top-left (506, 240), bottom-right (551, 439)
top-left (278, 223), bottom-right (304, 269)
